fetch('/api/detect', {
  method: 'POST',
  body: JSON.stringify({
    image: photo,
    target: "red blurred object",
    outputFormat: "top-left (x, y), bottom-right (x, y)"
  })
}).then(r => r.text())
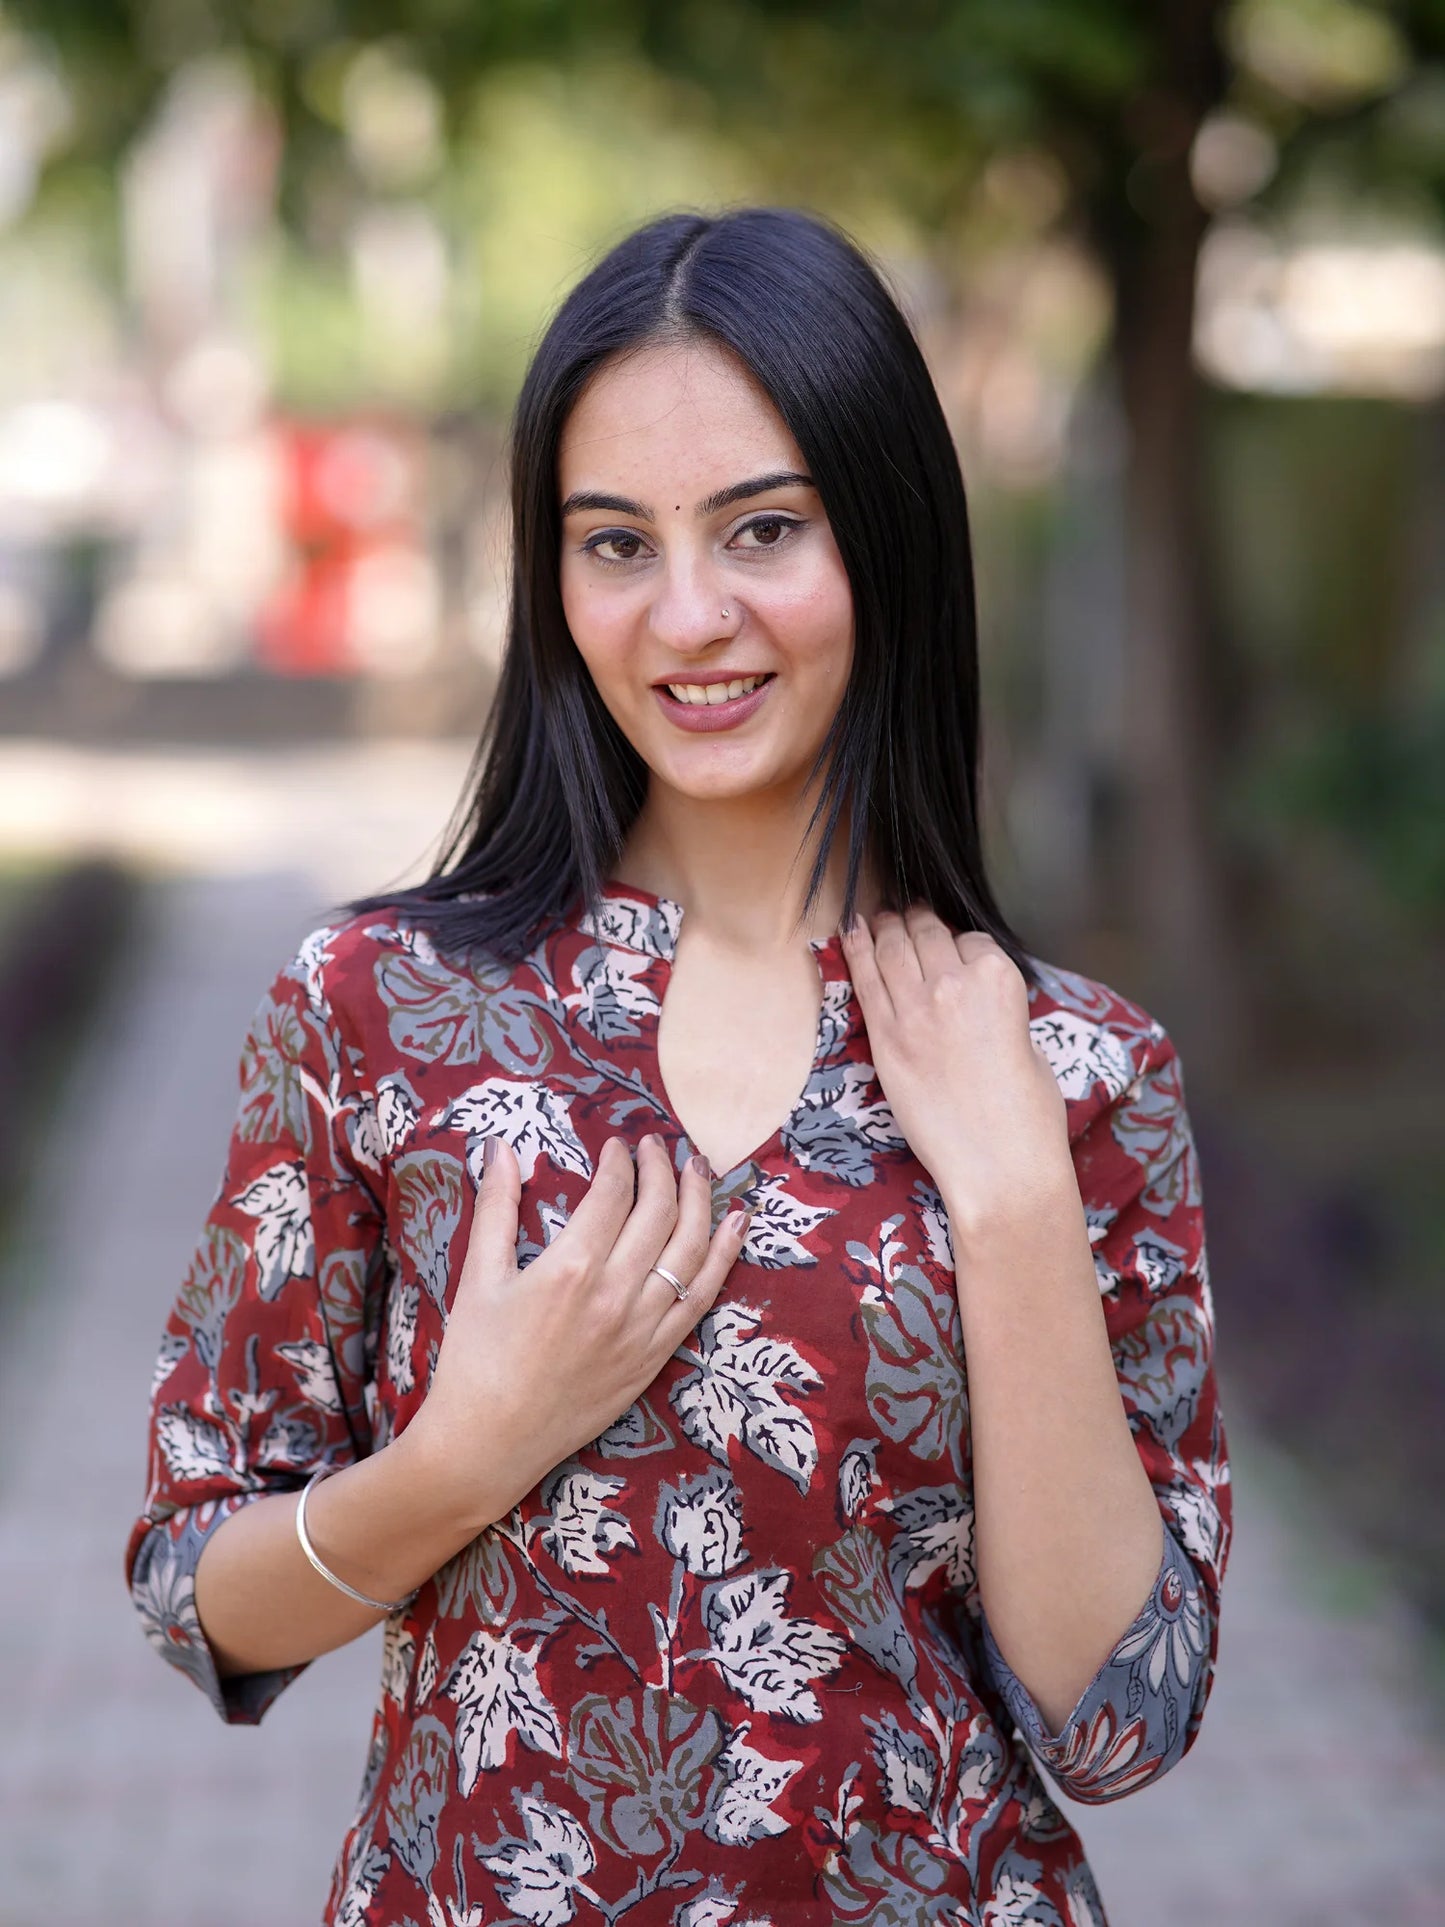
top-left (257, 415), bottom-right (426, 676)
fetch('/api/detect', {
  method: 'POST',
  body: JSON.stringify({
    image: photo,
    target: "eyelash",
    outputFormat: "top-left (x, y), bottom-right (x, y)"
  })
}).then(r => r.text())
top-left (579, 514), bottom-right (803, 570)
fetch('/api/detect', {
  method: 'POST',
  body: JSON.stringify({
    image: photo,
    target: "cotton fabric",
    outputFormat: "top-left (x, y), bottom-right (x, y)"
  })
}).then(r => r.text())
top-left (125, 880), bottom-right (1231, 1925)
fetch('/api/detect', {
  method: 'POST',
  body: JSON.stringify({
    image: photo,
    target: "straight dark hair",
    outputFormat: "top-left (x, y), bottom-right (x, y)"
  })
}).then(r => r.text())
top-left (336, 203), bottom-right (1039, 990)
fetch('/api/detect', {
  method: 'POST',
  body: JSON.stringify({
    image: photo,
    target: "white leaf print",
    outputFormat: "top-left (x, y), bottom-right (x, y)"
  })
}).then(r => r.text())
top-left (156, 1407), bottom-right (234, 1483)
top-left (837, 1440), bottom-right (880, 1521)
top-left (295, 923), bottom-right (339, 1012)
top-left (150, 1329), bottom-right (188, 1401)
top-left (737, 1175), bottom-right (836, 1268)
top-left (443, 1080), bottom-right (591, 1183)
top-left (334, 1843), bottom-right (389, 1927)
top-left (381, 1620), bottom-right (414, 1707)
top-left (658, 1467), bottom-right (746, 1577)
top-left (866, 1714), bottom-right (935, 1815)
top-left (385, 1281), bottom-right (420, 1395)
top-left (563, 943), bottom-right (660, 1035)
top-left (825, 1061), bottom-right (901, 1147)
top-left (231, 1161), bottom-right (313, 1299)
top-left (673, 1304), bottom-right (822, 1492)
top-left (445, 1631), bottom-right (563, 1793)
top-left (539, 1465), bottom-right (637, 1576)
top-left (815, 976), bottom-right (854, 1058)
top-left (917, 1187), bottom-right (954, 1275)
top-left (701, 1569), bottom-right (846, 1721)
top-left (351, 1078), bottom-right (420, 1167)
top-left (416, 1628), bottom-right (439, 1707)
top-left (983, 1870), bottom-right (1051, 1926)
top-left (479, 1792), bottom-right (595, 1927)
top-left (274, 1338), bottom-right (345, 1414)
top-left (377, 1078), bottom-right (420, 1156)
top-left (704, 1726), bottom-right (802, 1845)
top-left (1028, 1009), bottom-right (1134, 1104)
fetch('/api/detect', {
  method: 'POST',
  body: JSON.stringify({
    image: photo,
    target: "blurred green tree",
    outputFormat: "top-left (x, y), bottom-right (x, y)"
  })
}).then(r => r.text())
top-left (12, 0), bottom-right (1444, 1050)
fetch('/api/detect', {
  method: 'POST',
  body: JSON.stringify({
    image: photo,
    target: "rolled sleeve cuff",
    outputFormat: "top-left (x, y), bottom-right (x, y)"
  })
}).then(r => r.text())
top-left (979, 1520), bottom-right (1209, 1803)
top-left (128, 1495), bottom-right (310, 1726)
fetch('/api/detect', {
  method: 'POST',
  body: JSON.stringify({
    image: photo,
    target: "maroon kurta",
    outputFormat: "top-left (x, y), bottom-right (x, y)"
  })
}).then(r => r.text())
top-left (126, 879), bottom-right (1231, 1925)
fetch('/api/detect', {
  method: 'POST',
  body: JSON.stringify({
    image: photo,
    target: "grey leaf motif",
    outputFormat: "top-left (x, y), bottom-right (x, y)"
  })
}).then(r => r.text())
top-left (701, 1569), bottom-right (846, 1721)
top-left (672, 1304), bottom-right (822, 1492)
top-left (783, 1062), bottom-right (905, 1188)
top-left (812, 1526), bottom-right (919, 1695)
top-left (564, 943), bottom-right (660, 1040)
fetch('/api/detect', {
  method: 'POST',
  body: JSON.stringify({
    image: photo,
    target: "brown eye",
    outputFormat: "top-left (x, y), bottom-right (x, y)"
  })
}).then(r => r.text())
top-left (585, 530), bottom-right (648, 565)
top-left (733, 516), bottom-right (800, 550)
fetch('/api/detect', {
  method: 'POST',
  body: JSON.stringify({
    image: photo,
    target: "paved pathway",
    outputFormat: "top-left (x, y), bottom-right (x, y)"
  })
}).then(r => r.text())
top-left (0, 743), bottom-right (1442, 1926)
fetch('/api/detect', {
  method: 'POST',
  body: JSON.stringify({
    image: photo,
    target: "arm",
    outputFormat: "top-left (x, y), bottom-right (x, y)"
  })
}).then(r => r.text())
top-left (123, 928), bottom-right (416, 1722)
top-left (958, 1028), bottom-right (1231, 1802)
top-left (191, 1425), bottom-right (502, 1679)
top-left (837, 909), bottom-right (1231, 1805)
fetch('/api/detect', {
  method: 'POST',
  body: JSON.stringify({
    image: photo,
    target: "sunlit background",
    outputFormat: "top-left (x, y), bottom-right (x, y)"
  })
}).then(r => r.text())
top-left (0, 2), bottom-right (1441, 1922)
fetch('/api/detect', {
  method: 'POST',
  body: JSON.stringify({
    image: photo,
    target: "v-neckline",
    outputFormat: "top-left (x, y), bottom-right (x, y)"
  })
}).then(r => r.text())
top-left (592, 876), bottom-right (858, 1185)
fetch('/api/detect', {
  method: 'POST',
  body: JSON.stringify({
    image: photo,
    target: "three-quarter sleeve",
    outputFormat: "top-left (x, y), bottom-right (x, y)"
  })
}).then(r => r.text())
top-left (978, 1024), bottom-right (1232, 1803)
top-left (123, 928), bottom-right (387, 1724)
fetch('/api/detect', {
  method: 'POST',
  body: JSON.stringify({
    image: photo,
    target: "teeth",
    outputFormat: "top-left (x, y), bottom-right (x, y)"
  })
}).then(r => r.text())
top-left (666, 674), bottom-right (767, 705)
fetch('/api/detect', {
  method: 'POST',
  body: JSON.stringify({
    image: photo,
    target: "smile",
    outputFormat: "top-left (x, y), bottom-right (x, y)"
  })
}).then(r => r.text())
top-left (652, 672), bottom-right (776, 733)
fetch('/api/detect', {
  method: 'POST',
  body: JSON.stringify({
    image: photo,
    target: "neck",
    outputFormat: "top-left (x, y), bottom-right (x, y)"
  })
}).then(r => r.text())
top-left (613, 781), bottom-right (882, 950)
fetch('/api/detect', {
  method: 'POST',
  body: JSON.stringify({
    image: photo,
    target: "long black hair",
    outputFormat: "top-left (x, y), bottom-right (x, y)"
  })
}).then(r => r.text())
top-left (335, 203), bottom-right (1039, 989)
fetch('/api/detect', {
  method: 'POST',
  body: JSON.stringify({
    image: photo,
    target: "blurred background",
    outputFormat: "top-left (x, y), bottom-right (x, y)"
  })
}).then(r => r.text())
top-left (0, 2), bottom-right (1441, 1922)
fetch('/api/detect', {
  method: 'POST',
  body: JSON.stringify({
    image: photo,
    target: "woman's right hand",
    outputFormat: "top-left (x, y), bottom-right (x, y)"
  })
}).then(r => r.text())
top-left (403, 1132), bottom-right (751, 1529)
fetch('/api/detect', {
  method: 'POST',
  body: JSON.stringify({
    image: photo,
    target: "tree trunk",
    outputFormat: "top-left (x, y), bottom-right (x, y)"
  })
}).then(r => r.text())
top-left (1093, 0), bottom-right (1247, 1080)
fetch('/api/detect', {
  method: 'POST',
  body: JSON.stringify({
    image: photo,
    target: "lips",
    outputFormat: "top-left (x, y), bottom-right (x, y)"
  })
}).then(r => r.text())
top-left (651, 672), bottom-right (776, 734)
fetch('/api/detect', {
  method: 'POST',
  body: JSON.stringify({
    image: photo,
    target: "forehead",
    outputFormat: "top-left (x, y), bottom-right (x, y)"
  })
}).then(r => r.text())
top-left (557, 338), bottom-right (804, 495)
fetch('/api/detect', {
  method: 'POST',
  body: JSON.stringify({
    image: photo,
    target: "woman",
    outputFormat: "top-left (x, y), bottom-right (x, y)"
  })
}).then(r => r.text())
top-left (126, 205), bottom-right (1231, 1925)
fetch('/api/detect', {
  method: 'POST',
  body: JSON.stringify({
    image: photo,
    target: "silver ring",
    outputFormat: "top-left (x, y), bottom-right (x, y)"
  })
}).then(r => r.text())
top-left (648, 1263), bottom-right (688, 1302)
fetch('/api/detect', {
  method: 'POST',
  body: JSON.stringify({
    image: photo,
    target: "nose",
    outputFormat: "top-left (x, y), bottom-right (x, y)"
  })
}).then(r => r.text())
top-left (646, 547), bottom-right (733, 656)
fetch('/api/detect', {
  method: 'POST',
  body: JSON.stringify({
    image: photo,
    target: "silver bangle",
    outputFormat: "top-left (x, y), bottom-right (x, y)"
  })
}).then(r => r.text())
top-left (295, 1465), bottom-right (418, 1615)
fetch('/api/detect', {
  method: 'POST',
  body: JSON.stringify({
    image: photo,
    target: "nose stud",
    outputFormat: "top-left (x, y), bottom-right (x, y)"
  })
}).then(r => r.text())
top-left (721, 607), bottom-right (731, 620)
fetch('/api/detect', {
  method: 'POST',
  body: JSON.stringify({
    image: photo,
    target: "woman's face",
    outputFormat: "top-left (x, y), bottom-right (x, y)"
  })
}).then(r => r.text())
top-left (557, 337), bottom-right (854, 808)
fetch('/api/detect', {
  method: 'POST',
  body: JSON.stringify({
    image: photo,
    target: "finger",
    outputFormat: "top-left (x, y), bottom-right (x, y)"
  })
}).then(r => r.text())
top-left (651, 1204), bottom-right (753, 1353)
top-left (869, 907), bottom-right (924, 992)
top-left (904, 902), bottom-right (964, 982)
top-left (462, 1133), bottom-right (522, 1282)
top-left (840, 912), bottom-right (894, 1023)
top-left (606, 1131), bottom-right (681, 1282)
top-left (641, 1151), bottom-right (715, 1332)
top-left (547, 1133), bottom-right (637, 1259)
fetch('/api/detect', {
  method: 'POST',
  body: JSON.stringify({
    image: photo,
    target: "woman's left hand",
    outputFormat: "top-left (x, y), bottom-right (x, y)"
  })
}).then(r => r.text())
top-left (841, 905), bottom-right (1076, 1242)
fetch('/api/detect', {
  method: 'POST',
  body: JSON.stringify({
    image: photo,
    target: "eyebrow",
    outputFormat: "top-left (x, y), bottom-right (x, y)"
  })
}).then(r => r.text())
top-left (559, 470), bottom-right (815, 521)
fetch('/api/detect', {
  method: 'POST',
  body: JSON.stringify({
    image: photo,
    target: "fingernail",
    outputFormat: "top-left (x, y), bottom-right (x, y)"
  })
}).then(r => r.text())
top-left (482, 1135), bottom-right (499, 1170)
top-left (725, 1208), bottom-right (754, 1238)
top-left (690, 1152), bottom-right (712, 1181)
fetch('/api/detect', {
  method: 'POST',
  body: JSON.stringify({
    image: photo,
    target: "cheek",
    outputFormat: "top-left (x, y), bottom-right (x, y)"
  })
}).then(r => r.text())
top-left (561, 573), bottom-right (638, 690)
top-left (758, 567), bottom-right (853, 681)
